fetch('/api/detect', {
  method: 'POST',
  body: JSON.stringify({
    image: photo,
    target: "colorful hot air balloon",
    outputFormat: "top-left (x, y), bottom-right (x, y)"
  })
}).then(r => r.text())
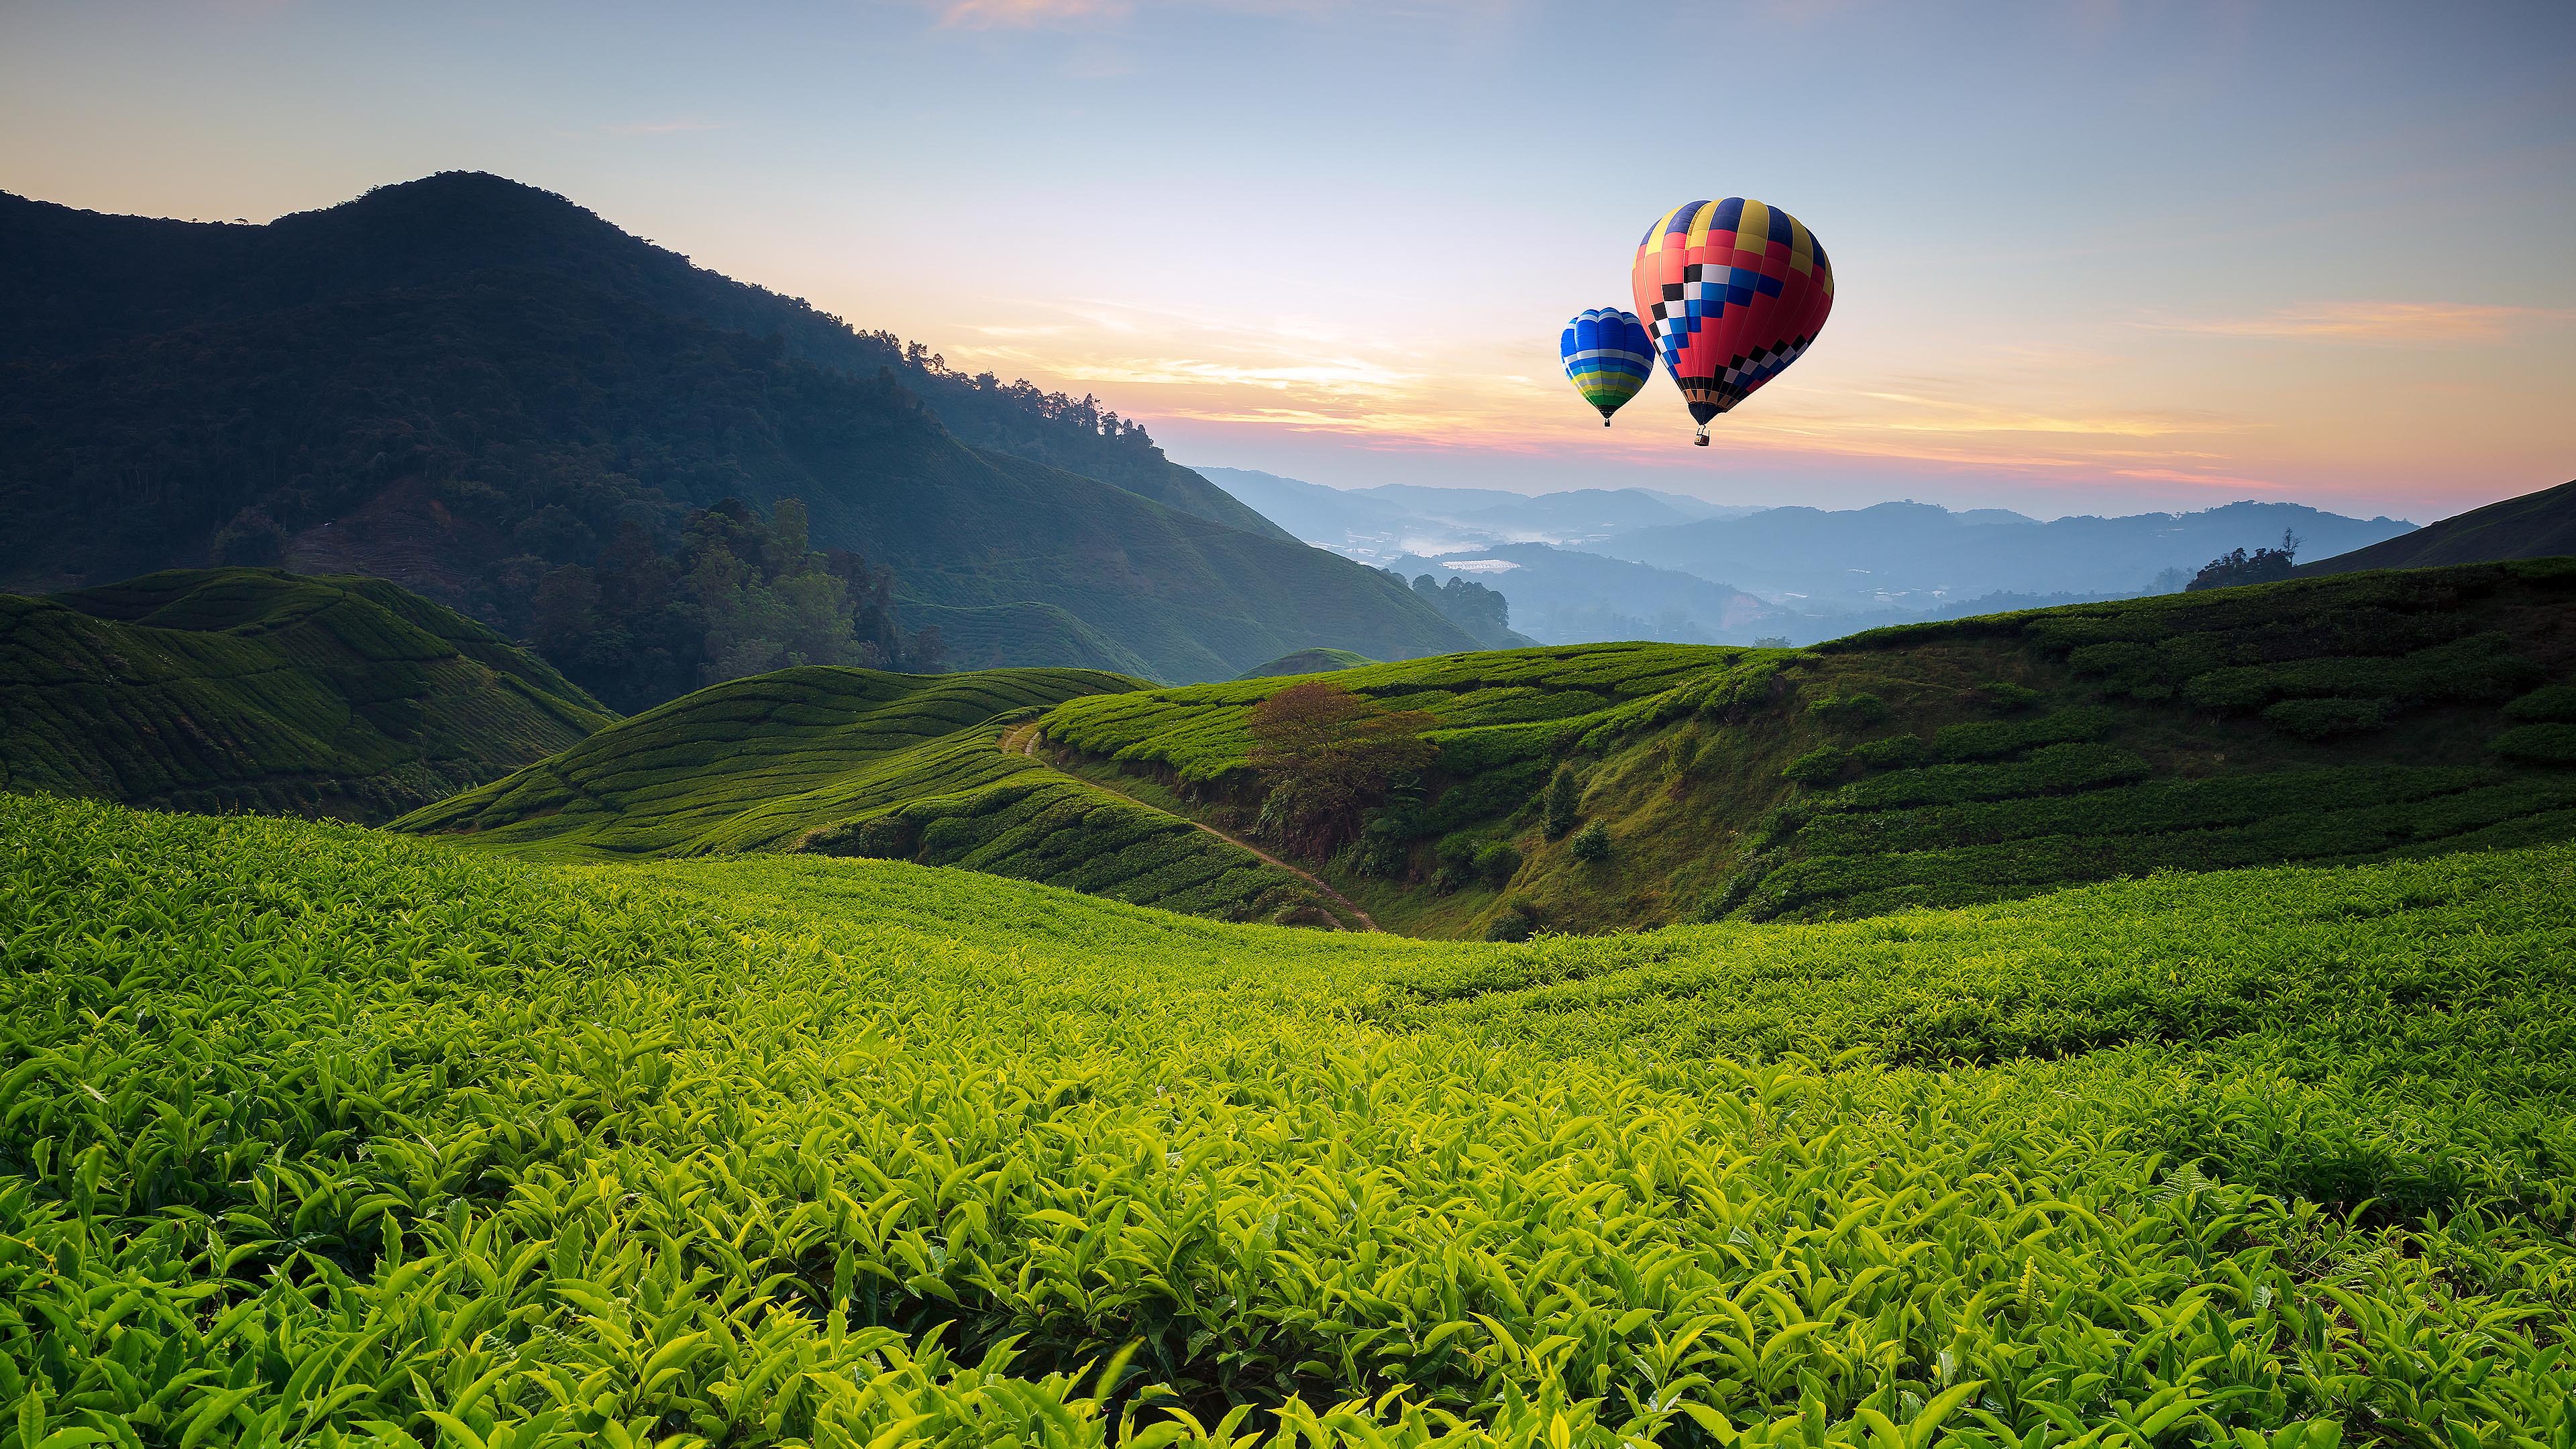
top-left (1559, 307), bottom-right (1656, 425)
top-left (1631, 197), bottom-right (1835, 445)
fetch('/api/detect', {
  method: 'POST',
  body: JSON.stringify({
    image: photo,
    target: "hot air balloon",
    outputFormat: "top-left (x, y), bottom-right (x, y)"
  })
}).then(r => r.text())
top-left (1631, 198), bottom-right (1834, 445)
top-left (1559, 308), bottom-right (1656, 425)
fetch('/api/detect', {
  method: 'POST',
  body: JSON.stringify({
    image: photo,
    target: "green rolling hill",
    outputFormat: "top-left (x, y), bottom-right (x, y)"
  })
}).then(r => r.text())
top-left (1038, 558), bottom-right (2576, 936)
top-left (2297, 476), bottom-right (2576, 576)
top-left (0, 174), bottom-right (1477, 688)
top-left (1234, 647), bottom-right (1375, 679)
top-left (407, 556), bottom-right (2576, 941)
top-left (394, 664), bottom-right (1362, 926)
top-left (0, 567), bottom-right (610, 820)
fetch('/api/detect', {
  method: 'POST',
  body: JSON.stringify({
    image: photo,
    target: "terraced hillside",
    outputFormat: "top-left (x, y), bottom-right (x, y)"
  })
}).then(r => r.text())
top-left (7, 791), bottom-right (2573, 1444)
top-left (0, 568), bottom-right (609, 819)
top-left (395, 665), bottom-right (1362, 926)
top-left (1038, 559), bottom-right (2576, 936)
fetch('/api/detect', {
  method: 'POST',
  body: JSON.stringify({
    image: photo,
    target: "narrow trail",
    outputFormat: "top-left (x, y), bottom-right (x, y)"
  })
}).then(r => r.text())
top-left (1000, 723), bottom-right (1381, 932)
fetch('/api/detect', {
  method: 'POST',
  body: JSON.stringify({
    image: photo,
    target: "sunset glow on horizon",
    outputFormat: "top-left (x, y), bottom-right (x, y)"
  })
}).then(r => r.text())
top-left (8, 0), bottom-right (2567, 521)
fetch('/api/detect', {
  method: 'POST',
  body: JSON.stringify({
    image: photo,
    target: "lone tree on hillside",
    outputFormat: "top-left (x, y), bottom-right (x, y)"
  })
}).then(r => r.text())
top-left (2188, 530), bottom-right (2301, 592)
top-left (1246, 681), bottom-right (1436, 855)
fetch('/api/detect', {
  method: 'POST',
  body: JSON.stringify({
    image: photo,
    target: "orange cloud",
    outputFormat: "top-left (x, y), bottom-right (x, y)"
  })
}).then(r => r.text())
top-left (2137, 301), bottom-right (2576, 342)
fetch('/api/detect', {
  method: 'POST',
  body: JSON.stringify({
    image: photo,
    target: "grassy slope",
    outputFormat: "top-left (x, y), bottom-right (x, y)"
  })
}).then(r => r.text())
top-left (0, 567), bottom-right (609, 820)
top-left (1234, 647), bottom-right (1375, 679)
top-left (5, 791), bottom-right (2571, 1444)
top-left (1040, 559), bottom-right (2576, 938)
top-left (394, 664), bottom-right (1356, 926)
top-left (2297, 476), bottom-right (2576, 576)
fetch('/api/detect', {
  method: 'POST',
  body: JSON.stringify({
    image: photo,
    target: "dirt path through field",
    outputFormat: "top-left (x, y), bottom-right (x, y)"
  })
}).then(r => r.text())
top-left (1000, 723), bottom-right (1380, 932)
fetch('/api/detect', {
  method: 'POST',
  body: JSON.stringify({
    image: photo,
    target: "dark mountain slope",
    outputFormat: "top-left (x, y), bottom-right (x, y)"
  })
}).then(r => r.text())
top-left (0, 189), bottom-right (1475, 681)
top-left (1, 568), bottom-right (610, 820)
top-left (0, 174), bottom-right (1286, 541)
top-left (2298, 480), bottom-right (2576, 577)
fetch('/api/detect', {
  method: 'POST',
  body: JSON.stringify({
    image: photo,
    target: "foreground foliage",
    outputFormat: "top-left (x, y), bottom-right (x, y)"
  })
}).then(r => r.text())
top-left (5, 792), bottom-right (2573, 1446)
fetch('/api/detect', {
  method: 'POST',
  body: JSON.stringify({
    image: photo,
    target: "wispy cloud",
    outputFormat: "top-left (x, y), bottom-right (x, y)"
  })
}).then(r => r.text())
top-left (566, 119), bottom-right (733, 138)
top-left (2137, 301), bottom-right (2576, 342)
top-left (937, 0), bottom-right (1131, 28)
top-left (1850, 390), bottom-right (2231, 437)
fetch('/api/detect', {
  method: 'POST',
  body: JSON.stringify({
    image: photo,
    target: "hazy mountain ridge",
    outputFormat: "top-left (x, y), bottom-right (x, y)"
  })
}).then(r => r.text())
top-left (1199, 466), bottom-right (2424, 647)
top-left (1599, 498), bottom-right (2417, 612)
top-left (1195, 466), bottom-right (1752, 564)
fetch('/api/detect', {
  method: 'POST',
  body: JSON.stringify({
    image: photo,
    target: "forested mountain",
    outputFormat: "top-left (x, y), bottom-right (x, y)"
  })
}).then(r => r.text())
top-left (0, 174), bottom-right (1471, 688)
top-left (2298, 479), bottom-right (2576, 577)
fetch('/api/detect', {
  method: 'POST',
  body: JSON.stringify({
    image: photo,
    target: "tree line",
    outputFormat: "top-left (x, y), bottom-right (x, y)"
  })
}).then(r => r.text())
top-left (522, 497), bottom-right (943, 714)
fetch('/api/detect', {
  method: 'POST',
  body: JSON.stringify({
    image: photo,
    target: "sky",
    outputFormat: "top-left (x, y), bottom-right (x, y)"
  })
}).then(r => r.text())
top-left (4, 0), bottom-right (2572, 523)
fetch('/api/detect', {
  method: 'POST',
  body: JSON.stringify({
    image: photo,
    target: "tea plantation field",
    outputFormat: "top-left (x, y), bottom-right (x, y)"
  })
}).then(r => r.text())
top-left (0, 568), bottom-right (611, 821)
top-left (1039, 561), bottom-right (2576, 936)
top-left (396, 665), bottom-right (1353, 925)
top-left (5, 790), bottom-right (2572, 1446)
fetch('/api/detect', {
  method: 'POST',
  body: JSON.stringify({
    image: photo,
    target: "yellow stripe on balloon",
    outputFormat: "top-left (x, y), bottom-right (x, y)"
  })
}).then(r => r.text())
top-left (1648, 203), bottom-right (1687, 253)
top-left (1685, 199), bottom-right (1718, 248)
top-left (1736, 199), bottom-right (1772, 254)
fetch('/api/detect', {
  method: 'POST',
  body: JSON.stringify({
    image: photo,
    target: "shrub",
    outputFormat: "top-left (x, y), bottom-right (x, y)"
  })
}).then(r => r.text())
top-left (2263, 697), bottom-right (2388, 740)
top-left (1348, 818), bottom-right (1411, 877)
top-left (1934, 707), bottom-right (2116, 761)
top-left (810, 812), bottom-right (920, 859)
top-left (2492, 724), bottom-right (2576, 765)
top-left (1569, 820), bottom-right (1611, 862)
top-left (1807, 691), bottom-right (1889, 728)
top-left (2182, 633), bottom-right (2541, 715)
top-left (1781, 745), bottom-right (1847, 784)
top-left (1542, 763), bottom-right (1581, 837)
top-left (1485, 898), bottom-right (1543, 941)
top-left (1979, 680), bottom-right (2043, 710)
top-left (2506, 685), bottom-right (2576, 723)
top-left (210, 506), bottom-right (290, 568)
top-left (1831, 743), bottom-right (2154, 810)
top-left (1849, 735), bottom-right (1927, 769)
top-left (1473, 840), bottom-right (1523, 885)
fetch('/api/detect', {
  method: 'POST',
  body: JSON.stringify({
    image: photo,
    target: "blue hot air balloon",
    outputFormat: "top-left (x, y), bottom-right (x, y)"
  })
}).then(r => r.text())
top-left (1560, 308), bottom-right (1656, 425)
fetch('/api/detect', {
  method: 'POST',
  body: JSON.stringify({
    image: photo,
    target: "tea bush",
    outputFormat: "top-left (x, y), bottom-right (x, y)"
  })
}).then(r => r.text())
top-left (4, 793), bottom-right (2573, 1445)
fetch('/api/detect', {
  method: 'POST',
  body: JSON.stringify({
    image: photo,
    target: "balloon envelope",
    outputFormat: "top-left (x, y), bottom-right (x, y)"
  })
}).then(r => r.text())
top-left (1631, 198), bottom-right (1834, 433)
top-left (1559, 308), bottom-right (1656, 423)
